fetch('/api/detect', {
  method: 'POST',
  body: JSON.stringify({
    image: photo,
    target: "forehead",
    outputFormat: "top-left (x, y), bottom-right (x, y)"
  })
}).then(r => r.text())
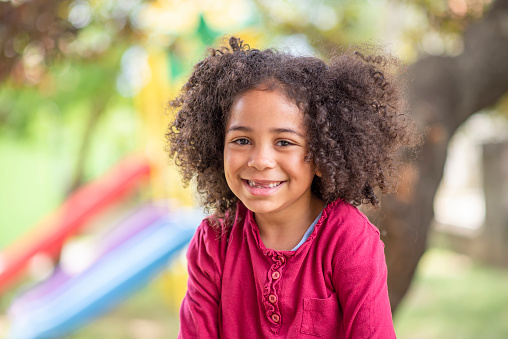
top-left (227, 89), bottom-right (304, 129)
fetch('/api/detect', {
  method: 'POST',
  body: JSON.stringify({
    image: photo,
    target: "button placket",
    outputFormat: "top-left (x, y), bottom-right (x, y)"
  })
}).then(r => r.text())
top-left (264, 253), bottom-right (287, 333)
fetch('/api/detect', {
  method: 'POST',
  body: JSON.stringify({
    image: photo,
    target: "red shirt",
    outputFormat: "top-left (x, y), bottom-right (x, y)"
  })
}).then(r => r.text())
top-left (179, 199), bottom-right (396, 338)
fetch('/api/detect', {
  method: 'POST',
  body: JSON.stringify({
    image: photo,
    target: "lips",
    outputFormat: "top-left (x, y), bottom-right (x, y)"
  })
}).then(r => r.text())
top-left (247, 180), bottom-right (283, 189)
top-left (243, 179), bottom-right (285, 196)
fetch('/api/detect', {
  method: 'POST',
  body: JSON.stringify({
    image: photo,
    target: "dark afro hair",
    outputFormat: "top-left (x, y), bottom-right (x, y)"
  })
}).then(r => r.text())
top-left (166, 36), bottom-right (420, 226)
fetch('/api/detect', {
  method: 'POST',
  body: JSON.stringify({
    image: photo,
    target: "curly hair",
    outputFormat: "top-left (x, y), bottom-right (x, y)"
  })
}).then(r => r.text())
top-left (166, 37), bottom-right (420, 226)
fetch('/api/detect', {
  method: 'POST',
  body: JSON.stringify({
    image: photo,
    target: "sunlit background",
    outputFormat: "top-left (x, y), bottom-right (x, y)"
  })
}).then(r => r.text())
top-left (1, 0), bottom-right (508, 338)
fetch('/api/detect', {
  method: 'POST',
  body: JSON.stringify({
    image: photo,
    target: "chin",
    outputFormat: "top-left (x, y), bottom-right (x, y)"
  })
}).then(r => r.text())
top-left (241, 200), bottom-right (281, 215)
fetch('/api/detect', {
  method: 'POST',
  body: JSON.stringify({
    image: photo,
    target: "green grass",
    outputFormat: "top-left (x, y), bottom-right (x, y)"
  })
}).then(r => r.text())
top-left (2, 248), bottom-right (508, 339)
top-left (394, 248), bottom-right (508, 339)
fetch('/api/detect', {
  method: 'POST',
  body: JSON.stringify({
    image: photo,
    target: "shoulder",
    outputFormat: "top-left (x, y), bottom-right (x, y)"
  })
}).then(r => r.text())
top-left (189, 217), bottom-right (229, 259)
top-left (324, 199), bottom-right (381, 239)
top-left (321, 199), bottom-right (385, 266)
top-left (193, 202), bottom-right (249, 244)
top-left (187, 205), bottom-right (249, 273)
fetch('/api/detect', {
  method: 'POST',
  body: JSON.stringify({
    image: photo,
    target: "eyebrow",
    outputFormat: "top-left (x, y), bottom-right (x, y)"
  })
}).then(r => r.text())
top-left (226, 125), bottom-right (305, 138)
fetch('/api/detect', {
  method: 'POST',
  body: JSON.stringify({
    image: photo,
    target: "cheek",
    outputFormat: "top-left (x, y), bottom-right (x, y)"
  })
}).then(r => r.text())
top-left (284, 154), bottom-right (316, 178)
top-left (223, 148), bottom-right (233, 168)
top-left (287, 151), bottom-right (312, 167)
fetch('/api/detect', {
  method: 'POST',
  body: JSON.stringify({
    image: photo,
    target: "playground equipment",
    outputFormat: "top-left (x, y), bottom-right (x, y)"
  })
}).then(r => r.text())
top-left (0, 155), bottom-right (151, 296)
top-left (8, 204), bottom-right (201, 339)
top-left (7, 203), bottom-right (168, 319)
top-left (0, 154), bottom-right (203, 338)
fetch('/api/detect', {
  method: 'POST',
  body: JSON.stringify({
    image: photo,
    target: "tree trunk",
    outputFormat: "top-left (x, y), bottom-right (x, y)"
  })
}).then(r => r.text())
top-left (373, 0), bottom-right (508, 312)
top-left (68, 98), bottom-right (107, 194)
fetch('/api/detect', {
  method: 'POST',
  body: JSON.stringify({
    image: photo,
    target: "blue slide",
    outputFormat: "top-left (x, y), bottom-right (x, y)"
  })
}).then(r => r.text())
top-left (8, 206), bottom-right (203, 339)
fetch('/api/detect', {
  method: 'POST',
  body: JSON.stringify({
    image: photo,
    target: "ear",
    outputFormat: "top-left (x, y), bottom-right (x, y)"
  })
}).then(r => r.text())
top-left (315, 168), bottom-right (322, 177)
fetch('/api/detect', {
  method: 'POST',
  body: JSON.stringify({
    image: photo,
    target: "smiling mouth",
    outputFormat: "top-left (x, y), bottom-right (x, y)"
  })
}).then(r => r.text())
top-left (246, 180), bottom-right (284, 189)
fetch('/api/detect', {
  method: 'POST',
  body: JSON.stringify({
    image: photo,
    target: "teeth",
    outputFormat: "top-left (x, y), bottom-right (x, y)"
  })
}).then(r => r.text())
top-left (248, 180), bottom-right (281, 188)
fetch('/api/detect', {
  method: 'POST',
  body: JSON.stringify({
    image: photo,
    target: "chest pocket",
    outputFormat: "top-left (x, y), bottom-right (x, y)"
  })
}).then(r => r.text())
top-left (300, 294), bottom-right (341, 336)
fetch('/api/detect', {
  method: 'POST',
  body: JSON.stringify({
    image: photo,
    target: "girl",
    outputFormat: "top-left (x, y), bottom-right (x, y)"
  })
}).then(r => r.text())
top-left (166, 37), bottom-right (419, 338)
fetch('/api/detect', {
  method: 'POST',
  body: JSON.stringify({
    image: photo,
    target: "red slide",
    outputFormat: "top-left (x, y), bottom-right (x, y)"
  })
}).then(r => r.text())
top-left (0, 155), bottom-right (151, 296)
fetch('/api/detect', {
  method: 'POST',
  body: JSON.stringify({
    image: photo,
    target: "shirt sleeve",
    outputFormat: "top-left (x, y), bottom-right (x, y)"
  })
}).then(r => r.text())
top-left (333, 218), bottom-right (396, 339)
top-left (179, 221), bottom-right (223, 338)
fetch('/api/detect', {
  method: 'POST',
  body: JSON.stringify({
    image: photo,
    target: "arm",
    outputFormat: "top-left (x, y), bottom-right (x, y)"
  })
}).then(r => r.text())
top-left (333, 222), bottom-right (396, 338)
top-left (179, 222), bottom-right (222, 338)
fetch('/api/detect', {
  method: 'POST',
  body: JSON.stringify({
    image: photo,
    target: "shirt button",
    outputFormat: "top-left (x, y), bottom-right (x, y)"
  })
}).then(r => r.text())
top-left (277, 255), bottom-right (285, 263)
top-left (272, 271), bottom-right (280, 280)
top-left (271, 313), bottom-right (280, 323)
top-left (268, 294), bottom-right (277, 303)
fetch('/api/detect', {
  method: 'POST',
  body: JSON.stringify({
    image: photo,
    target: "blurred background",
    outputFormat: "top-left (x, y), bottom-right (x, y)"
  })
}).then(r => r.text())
top-left (1, 0), bottom-right (508, 338)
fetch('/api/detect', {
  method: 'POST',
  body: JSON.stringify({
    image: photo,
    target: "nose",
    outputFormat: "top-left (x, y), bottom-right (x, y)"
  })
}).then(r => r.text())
top-left (247, 145), bottom-right (276, 170)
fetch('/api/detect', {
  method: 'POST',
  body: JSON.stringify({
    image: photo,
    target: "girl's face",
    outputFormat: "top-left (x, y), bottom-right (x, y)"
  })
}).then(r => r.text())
top-left (224, 89), bottom-right (320, 220)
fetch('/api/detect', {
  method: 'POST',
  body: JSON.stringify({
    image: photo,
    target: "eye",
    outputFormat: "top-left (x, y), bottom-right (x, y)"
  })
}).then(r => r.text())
top-left (276, 140), bottom-right (294, 147)
top-left (233, 138), bottom-right (250, 145)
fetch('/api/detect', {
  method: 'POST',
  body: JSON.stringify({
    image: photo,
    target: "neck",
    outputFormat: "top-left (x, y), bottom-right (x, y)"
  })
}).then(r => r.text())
top-left (255, 196), bottom-right (325, 251)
